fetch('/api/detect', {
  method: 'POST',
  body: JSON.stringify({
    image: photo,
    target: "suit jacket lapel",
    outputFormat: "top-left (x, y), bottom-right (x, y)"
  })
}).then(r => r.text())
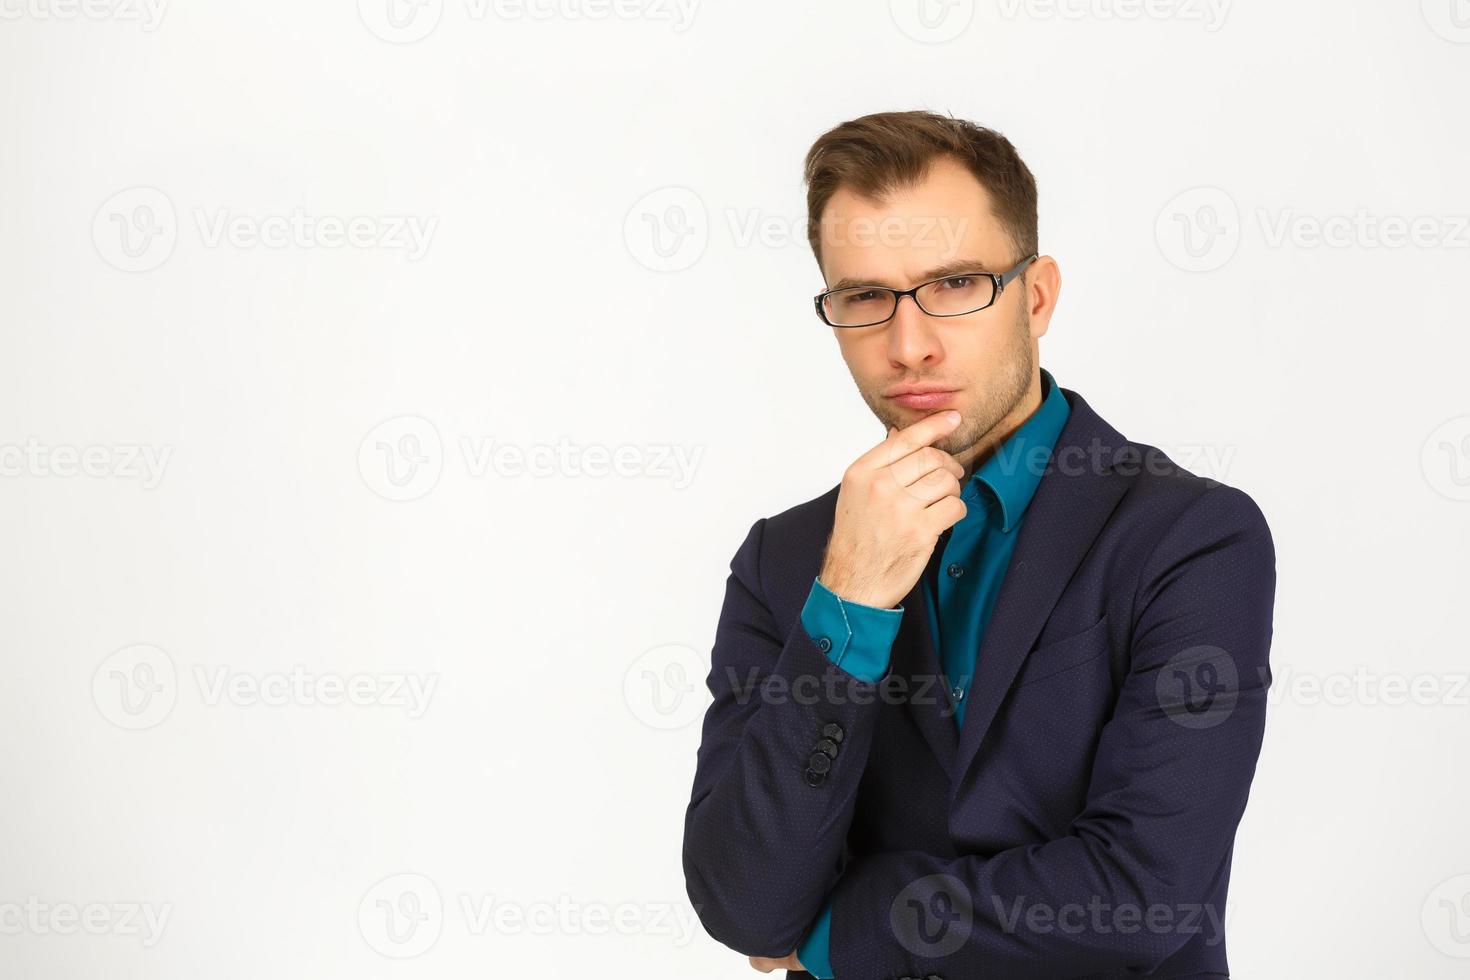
top-left (948, 389), bottom-right (1134, 799)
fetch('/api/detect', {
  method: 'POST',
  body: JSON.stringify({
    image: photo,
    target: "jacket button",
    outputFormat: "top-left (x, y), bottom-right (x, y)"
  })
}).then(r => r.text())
top-left (807, 752), bottom-right (832, 774)
top-left (821, 722), bottom-right (844, 743)
top-left (816, 636), bottom-right (832, 653)
top-left (804, 768), bottom-right (825, 787)
top-left (815, 738), bottom-right (839, 759)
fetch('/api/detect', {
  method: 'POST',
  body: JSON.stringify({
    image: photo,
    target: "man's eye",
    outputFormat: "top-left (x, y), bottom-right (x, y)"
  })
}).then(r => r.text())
top-left (940, 276), bottom-right (974, 290)
top-left (848, 290), bottom-right (882, 303)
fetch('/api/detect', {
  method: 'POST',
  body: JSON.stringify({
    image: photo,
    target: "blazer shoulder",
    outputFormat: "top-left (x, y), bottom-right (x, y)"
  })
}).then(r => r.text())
top-left (724, 483), bottom-right (840, 614)
top-left (1115, 439), bottom-right (1273, 545)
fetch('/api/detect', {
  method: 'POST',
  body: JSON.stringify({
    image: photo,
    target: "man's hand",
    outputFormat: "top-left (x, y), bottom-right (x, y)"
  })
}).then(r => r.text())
top-left (818, 409), bottom-right (967, 609)
top-left (748, 951), bottom-right (804, 973)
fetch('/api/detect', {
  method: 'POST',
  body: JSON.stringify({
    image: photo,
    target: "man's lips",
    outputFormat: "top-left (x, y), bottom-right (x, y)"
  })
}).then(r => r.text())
top-left (886, 385), bottom-right (960, 410)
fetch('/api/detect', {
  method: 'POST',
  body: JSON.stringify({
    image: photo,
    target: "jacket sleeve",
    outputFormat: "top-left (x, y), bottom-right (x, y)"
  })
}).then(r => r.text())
top-left (682, 516), bottom-right (902, 957)
top-left (827, 484), bottom-right (1276, 979)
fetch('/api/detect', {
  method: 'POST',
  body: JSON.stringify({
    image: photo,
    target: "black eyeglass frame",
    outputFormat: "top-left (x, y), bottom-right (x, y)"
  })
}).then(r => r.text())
top-left (813, 254), bottom-right (1039, 328)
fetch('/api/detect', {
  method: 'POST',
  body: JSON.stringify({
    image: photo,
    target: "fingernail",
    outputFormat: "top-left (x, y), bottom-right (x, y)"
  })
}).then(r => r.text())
top-left (945, 411), bottom-right (961, 426)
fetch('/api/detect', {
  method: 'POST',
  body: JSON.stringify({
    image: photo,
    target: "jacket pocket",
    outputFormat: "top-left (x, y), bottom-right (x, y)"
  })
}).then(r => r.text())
top-left (1013, 615), bottom-right (1110, 688)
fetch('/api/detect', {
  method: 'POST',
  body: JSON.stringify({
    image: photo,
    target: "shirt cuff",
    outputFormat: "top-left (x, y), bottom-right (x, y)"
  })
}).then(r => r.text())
top-left (799, 577), bottom-right (903, 683)
top-left (795, 900), bottom-right (834, 979)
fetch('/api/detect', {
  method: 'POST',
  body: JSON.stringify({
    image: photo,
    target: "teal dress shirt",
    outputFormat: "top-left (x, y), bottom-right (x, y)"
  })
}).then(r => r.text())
top-left (793, 368), bottom-right (1071, 977)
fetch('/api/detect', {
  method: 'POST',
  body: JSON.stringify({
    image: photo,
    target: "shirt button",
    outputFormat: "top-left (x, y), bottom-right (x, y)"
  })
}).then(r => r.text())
top-left (816, 636), bottom-right (832, 653)
top-left (947, 563), bottom-right (965, 578)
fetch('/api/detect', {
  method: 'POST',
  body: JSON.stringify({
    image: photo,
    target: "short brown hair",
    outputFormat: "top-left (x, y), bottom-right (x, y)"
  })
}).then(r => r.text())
top-left (802, 110), bottom-right (1038, 271)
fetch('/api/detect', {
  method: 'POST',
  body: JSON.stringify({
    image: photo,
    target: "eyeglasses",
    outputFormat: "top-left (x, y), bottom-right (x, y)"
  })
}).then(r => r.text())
top-left (813, 254), bottom-right (1038, 328)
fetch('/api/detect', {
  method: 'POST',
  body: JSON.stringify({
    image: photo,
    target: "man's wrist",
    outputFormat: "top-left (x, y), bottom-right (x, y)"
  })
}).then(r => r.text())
top-left (815, 570), bottom-right (895, 609)
top-left (800, 578), bottom-right (903, 683)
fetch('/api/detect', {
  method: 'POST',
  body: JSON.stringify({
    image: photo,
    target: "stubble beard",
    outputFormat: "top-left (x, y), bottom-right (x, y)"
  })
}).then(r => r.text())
top-left (858, 303), bottom-right (1034, 459)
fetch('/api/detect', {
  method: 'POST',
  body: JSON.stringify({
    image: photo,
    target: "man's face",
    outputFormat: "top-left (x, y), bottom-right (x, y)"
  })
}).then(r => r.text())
top-left (816, 155), bottom-right (1057, 462)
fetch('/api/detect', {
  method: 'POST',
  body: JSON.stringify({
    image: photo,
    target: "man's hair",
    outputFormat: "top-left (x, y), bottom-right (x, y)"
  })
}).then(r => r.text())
top-left (802, 110), bottom-right (1038, 272)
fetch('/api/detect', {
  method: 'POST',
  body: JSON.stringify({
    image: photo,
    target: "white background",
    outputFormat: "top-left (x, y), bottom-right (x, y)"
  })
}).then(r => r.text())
top-left (2, 0), bottom-right (1468, 977)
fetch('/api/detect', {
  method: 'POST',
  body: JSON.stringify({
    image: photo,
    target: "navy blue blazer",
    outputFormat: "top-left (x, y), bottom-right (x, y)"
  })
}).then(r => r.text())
top-left (682, 386), bottom-right (1275, 979)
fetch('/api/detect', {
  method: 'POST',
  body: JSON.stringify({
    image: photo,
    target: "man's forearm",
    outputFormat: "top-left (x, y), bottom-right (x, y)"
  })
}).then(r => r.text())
top-left (682, 518), bottom-right (904, 956)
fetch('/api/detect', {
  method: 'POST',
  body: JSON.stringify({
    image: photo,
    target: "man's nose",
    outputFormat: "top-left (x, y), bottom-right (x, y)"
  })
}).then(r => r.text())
top-left (887, 293), bottom-right (942, 365)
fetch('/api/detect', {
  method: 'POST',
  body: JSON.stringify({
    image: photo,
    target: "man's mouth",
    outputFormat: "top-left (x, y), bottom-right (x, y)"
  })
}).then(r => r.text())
top-left (885, 384), bottom-right (960, 410)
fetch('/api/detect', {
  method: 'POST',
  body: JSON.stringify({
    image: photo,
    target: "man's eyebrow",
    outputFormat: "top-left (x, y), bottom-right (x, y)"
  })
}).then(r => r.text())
top-left (827, 260), bottom-right (996, 292)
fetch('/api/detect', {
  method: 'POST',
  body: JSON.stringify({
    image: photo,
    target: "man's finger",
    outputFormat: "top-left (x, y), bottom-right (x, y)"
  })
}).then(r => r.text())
top-left (870, 409), bottom-right (961, 468)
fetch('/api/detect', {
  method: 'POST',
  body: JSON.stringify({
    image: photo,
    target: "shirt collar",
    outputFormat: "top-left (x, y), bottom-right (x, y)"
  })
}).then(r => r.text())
top-left (972, 367), bottom-right (1071, 532)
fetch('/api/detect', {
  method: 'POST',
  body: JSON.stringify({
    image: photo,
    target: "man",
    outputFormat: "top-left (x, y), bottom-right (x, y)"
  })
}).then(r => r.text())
top-left (682, 110), bottom-right (1275, 979)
